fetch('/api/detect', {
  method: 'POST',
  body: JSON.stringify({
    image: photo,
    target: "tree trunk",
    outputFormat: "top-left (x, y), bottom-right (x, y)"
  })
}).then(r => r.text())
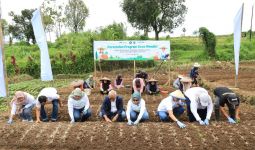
top-left (155, 31), bottom-right (159, 40)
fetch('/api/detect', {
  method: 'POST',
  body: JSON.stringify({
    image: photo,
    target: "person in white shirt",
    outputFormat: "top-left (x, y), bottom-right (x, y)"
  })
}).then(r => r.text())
top-left (35, 87), bottom-right (63, 123)
top-left (157, 90), bottom-right (187, 128)
top-left (7, 91), bottom-right (36, 124)
top-left (68, 88), bottom-right (91, 123)
top-left (184, 87), bottom-right (213, 125)
top-left (126, 92), bottom-right (149, 125)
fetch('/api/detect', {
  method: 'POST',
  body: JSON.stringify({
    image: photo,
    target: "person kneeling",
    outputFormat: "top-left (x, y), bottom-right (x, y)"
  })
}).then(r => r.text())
top-left (68, 88), bottom-right (91, 123)
top-left (146, 79), bottom-right (160, 95)
top-left (99, 90), bottom-right (126, 122)
top-left (157, 90), bottom-right (187, 128)
top-left (126, 92), bottom-right (149, 125)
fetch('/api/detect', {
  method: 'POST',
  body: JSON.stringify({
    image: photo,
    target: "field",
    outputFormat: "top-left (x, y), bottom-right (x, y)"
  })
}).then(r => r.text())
top-left (0, 61), bottom-right (255, 149)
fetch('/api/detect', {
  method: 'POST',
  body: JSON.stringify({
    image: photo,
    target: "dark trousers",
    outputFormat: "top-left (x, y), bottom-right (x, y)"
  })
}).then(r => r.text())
top-left (40, 99), bottom-right (59, 121)
top-left (214, 96), bottom-right (236, 120)
top-left (188, 108), bottom-right (207, 122)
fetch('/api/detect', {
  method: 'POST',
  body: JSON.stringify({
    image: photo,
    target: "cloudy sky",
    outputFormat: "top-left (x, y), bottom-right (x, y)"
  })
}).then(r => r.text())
top-left (1, 0), bottom-right (255, 38)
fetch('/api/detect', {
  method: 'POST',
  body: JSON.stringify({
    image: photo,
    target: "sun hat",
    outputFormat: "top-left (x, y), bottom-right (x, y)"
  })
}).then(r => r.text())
top-left (148, 78), bottom-right (158, 82)
top-left (170, 90), bottom-right (186, 100)
top-left (132, 91), bottom-right (141, 100)
top-left (89, 75), bottom-right (93, 78)
top-left (100, 77), bottom-right (110, 81)
top-left (71, 88), bottom-right (84, 98)
top-left (198, 93), bottom-right (211, 107)
top-left (180, 77), bottom-right (192, 83)
top-left (193, 62), bottom-right (201, 67)
top-left (178, 74), bottom-right (184, 78)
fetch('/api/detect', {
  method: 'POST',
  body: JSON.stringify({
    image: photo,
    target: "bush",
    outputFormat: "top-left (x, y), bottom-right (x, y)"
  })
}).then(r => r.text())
top-left (199, 27), bottom-right (216, 57)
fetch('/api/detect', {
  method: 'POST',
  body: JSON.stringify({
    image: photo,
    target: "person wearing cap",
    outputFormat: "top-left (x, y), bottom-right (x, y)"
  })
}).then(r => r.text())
top-left (99, 90), bottom-right (126, 122)
top-left (68, 88), bottom-right (91, 123)
top-left (7, 91), bottom-right (36, 124)
top-left (146, 78), bottom-right (160, 95)
top-left (126, 92), bottom-right (149, 125)
top-left (189, 62), bottom-right (200, 86)
top-left (114, 74), bottom-right (124, 89)
top-left (100, 77), bottom-right (113, 94)
top-left (173, 75), bottom-right (184, 91)
top-left (213, 87), bottom-right (240, 124)
top-left (83, 75), bottom-right (95, 89)
top-left (157, 90), bottom-right (187, 128)
top-left (70, 80), bottom-right (84, 90)
top-left (132, 78), bottom-right (145, 94)
top-left (35, 87), bottom-right (63, 123)
top-left (184, 87), bottom-right (213, 125)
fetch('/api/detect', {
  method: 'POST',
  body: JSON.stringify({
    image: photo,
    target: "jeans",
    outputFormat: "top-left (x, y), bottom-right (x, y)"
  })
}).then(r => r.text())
top-left (214, 96), bottom-right (236, 120)
top-left (157, 106), bottom-right (185, 122)
top-left (99, 110), bottom-right (126, 122)
top-left (19, 104), bottom-right (35, 121)
top-left (73, 108), bottom-right (92, 122)
top-left (40, 99), bottom-right (59, 121)
top-left (130, 110), bottom-right (149, 122)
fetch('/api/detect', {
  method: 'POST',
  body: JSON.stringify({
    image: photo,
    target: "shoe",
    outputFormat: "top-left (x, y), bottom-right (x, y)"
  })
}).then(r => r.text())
top-left (28, 120), bottom-right (33, 123)
top-left (51, 119), bottom-right (57, 122)
top-left (42, 118), bottom-right (49, 122)
top-left (22, 119), bottom-right (28, 122)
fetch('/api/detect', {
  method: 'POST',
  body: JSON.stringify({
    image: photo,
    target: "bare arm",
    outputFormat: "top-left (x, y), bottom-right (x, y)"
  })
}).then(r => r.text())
top-left (168, 110), bottom-right (178, 122)
top-left (235, 106), bottom-right (240, 120)
top-left (36, 108), bottom-right (41, 123)
top-left (220, 106), bottom-right (229, 118)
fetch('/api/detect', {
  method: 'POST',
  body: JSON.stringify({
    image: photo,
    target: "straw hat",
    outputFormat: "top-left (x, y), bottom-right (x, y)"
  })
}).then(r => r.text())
top-left (89, 75), bottom-right (93, 78)
top-left (193, 62), bottom-right (201, 67)
top-left (170, 90), bottom-right (186, 100)
top-left (178, 75), bottom-right (184, 78)
top-left (100, 77), bottom-right (110, 81)
top-left (70, 80), bottom-right (84, 87)
top-left (180, 77), bottom-right (192, 83)
top-left (148, 78), bottom-right (158, 82)
top-left (71, 88), bottom-right (84, 98)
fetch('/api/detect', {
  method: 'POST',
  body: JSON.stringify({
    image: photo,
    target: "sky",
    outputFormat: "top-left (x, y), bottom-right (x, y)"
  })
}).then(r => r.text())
top-left (1, 0), bottom-right (255, 38)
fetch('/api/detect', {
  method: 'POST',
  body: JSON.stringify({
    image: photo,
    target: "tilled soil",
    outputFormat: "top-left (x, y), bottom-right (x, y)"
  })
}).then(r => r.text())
top-left (1, 62), bottom-right (255, 149)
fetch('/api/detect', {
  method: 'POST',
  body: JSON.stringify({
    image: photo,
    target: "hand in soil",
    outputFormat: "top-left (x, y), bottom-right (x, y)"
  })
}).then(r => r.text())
top-left (177, 121), bottom-right (186, 128)
top-left (133, 121), bottom-right (139, 125)
top-left (204, 119), bottom-right (209, 125)
top-left (227, 117), bottom-right (236, 124)
top-left (36, 120), bottom-right (41, 123)
top-left (105, 118), bottom-right (112, 123)
top-left (127, 120), bottom-right (133, 126)
top-left (199, 120), bottom-right (206, 125)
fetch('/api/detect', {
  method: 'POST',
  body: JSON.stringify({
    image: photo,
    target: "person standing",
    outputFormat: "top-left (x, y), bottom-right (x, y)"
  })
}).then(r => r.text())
top-left (190, 62), bottom-right (200, 86)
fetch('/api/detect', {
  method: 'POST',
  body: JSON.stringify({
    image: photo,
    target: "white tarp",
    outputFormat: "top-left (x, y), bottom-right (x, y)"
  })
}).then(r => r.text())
top-left (31, 9), bottom-right (53, 81)
top-left (0, 47), bottom-right (6, 97)
top-left (234, 4), bottom-right (243, 76)
top-left (94, 41), bottom-right (170, 61)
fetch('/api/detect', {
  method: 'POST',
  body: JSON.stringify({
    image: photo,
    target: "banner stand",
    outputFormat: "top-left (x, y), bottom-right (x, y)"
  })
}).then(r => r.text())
top-left (133, 60), bottom-right (136, 77)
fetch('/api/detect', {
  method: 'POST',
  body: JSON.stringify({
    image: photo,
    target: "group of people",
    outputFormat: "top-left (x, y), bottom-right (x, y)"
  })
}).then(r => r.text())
top-left (7, 63), bottom-right (241, 128)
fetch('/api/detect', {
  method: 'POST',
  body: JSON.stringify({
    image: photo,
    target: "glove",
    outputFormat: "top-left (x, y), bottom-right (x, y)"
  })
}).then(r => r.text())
top-left (204, 119), bottom-right (209, 125)
top-left (227, 117), bottom-right (236, 124)
top-left (70, 120), bottom-right (75, 124)
top-left (133, 120), bottom-right (139, 125)
top-left (7, 119), bottom-right (13, 124)
top-left (127, 120), bottom-right (133, 126)
top-left (198, 120), bottom-right (205, 125)
top-left (176, 121), bottom-right (186, 128)
top-left (82, 109), bottom-right (88, 114)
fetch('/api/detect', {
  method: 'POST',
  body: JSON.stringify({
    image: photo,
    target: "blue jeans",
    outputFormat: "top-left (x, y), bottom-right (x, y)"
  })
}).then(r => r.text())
top-left (130, 110), bottom-right (149, 122)
top-left (99, 110), bottom-right (126, 122)
top-left (40, 99), bottom-right (59, 121)
top-left (19, 104), bottom-right (35, 121)
top-left (73, 108), bottom-right (92, 122)
top-left (157, 106), bottom-right (185, 122)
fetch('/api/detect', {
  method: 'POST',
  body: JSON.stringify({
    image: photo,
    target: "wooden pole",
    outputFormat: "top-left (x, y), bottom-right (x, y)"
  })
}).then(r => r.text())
top-left (235, 74), bottom-right (238, 88)
top-left (133, 60), bottom-right (136, 77)
top-left (168, 59), bottom-right (171, 86)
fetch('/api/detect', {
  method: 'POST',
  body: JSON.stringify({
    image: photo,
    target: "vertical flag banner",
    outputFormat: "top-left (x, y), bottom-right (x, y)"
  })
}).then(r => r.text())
top-left (31, 9), bottom-right (53, 81)
top-left (233, 4), bottom-right (244, 76)
top-left (0, 47), bottom-right (6, 97)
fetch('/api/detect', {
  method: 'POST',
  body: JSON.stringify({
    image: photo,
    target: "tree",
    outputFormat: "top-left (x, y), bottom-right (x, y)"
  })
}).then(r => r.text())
top-left (122, 0), bottom-right (187, 40)
top-left (9, 9), bottom-right (35, 44)
top-left (100, 23), bottom-right (127, 40)
top-left (199, 27), bottom-right (216, 57)
top-left (64, 0), bottom-right (89, 33)
top-left (182, 27), bottom-right (186, 36)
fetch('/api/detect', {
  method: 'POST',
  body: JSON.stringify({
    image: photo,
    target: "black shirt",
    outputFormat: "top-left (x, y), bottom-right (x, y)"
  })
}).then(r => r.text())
top-left (214, 87), bottom-right (240, 107)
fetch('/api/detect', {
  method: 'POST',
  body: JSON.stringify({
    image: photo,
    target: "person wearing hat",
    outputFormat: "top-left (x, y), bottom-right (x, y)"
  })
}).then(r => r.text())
top-left (180, 77), bottom-right (192, 92)
top-left (70, 80), bottom-right (84, 90)
top-left (83, 75), bottom-right (95, 89)
top-left (173, 75), bottom-right (184, 91)
top-left (100, 77), bottom-right (113, 94)
top-left (7, 91), bottom-right (36, 124)
top-left (35, 87), bottom-right (63, 123)
top-left (114, 74), bottom-right (124, 89)
top-left (126, 91), bottom-right (149, 125)
top-left (132, 77), bottom-right (145, 94)
top-left (189, 62), bottom-right (200, 86)
top-left (157, 90), bottom-right (187, 128)
top-left (213, 87), bottom-right (240, 123)
top-left (68, 88), bottom-right (91, 123)
top-left (146, 78), bottom-right (160, 95)
top-left (184, 87), bottom-right (213, 125)
top-left (99, 90), bottom-right (126, 122)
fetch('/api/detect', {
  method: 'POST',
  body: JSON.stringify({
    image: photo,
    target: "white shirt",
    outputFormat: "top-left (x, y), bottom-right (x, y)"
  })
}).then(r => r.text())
top-left (185, 87), bottom-right (213, 121)
top-left (126, 98), bottom-right (146, 122)
top-left (36, 87), bottom-right (60, 108)
top-left (68, 94), bottom-right (90, 121)
top-left (157, 96), bottom-right (185, 112)
top-left (11, 92), bottom-right (36, 115)
top-left (110, 99), bottom-right (117, 113)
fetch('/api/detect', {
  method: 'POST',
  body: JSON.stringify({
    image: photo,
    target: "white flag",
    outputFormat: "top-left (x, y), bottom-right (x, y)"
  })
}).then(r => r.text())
top-left (233, 4), bottom-right (243, 76)
top-left (31, 9), bottom-right (53, 81)
top-left (0, 47), bottom-right (6, 97)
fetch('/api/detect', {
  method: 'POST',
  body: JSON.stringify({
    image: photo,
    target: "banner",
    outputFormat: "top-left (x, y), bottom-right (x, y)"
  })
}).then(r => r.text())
top-left (94, 41), bottom-right (170, 61)
top-left (31, 9), bottom-right (53, 81)
top-left (0, 47), bottom-right (6, 97)
top-left (233, 4), bottom-right (243, 76)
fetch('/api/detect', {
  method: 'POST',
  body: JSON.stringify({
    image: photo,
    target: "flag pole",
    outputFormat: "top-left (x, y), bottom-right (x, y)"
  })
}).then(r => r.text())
top-left (134, 60), bottom-right (136, 77)
top-left (250, 5), bottom-right (254, 41)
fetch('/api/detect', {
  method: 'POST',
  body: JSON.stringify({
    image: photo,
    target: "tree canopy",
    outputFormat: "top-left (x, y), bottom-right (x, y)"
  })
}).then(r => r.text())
top-left (122, 0), bottom-right (187, 40)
